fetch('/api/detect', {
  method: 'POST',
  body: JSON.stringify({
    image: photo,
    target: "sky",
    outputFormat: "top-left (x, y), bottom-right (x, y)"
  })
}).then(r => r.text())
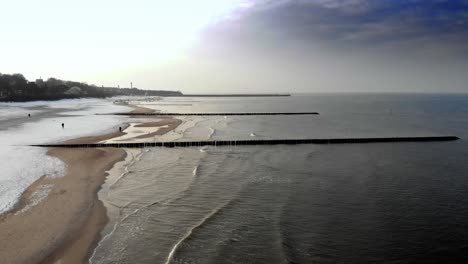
top-left (1, 0), bottom-right (467, 93)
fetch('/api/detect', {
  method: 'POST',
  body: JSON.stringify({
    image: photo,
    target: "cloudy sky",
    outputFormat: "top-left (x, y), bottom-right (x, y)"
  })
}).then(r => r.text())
top-left (1, 0), bottom-right (467, 93)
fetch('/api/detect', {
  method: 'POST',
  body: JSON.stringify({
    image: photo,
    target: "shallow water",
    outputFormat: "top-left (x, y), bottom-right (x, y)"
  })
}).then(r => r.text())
top-left (92, 94), bottom-right (468, 263)
top-left (0, 98), bottom-right (130, 214)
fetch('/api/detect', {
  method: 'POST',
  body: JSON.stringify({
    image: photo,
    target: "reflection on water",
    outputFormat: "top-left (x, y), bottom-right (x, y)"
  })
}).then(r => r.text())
top-left (93, 94), bottom-right (468, 263)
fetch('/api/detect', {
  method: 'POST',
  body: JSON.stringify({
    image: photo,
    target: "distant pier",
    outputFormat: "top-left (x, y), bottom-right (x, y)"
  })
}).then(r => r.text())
top-left (179, 94), bottom-right (291, 97)
top-left (31, 136), bottom-right (459, 149)
top-left (106, 112), bottom-right (319, 116)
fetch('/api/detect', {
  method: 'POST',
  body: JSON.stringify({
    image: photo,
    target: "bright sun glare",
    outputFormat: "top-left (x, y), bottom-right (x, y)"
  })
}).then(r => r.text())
top-left (0, 0), bottom-right (253, 79)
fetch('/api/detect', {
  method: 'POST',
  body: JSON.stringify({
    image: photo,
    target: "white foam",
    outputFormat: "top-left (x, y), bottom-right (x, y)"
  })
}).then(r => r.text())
top-left (0, 146), bottom-right (65, 214)
top-left (0, 98), bottom-right (132, 214)
top-left (208, 127), bottom-right (216, 139)
top-left (14, 184), bottom-right (54, 215)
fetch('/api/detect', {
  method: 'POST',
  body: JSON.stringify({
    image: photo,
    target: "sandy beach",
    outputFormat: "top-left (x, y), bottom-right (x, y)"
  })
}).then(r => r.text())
top-left (133, 118), bottom-right (182, 139)
top-left (0, 104), bottom-right (180, 264)
top-left (0, 146), bottom-right (126, 264)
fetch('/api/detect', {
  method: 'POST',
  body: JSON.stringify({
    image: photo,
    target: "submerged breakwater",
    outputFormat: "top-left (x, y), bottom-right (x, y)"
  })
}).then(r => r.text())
top-left (31, 136), bottom-right (459, 149)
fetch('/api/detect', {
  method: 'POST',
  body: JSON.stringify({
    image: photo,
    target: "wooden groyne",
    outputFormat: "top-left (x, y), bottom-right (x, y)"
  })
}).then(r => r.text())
top-left (106, 112), bottom-right (319, 116)
top-left (31, 136), bottom-right (459, 149)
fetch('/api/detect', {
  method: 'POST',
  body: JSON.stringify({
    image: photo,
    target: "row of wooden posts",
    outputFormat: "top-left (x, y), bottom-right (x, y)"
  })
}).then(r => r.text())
top-left (31, 136), bottom-right (459, 149)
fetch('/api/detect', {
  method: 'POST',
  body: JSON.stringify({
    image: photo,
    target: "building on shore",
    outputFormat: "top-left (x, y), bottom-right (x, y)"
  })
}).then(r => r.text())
top-left (35, 78), bottom-right (45, 87)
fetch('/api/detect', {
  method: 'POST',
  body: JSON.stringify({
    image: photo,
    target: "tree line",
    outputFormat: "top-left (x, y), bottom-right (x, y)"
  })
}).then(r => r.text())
top-left (0, 73), bottom-right (182, 102)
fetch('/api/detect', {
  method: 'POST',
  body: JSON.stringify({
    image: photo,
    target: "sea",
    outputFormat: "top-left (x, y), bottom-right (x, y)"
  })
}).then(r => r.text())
top-left (2, 94), bottom-right (468, 263)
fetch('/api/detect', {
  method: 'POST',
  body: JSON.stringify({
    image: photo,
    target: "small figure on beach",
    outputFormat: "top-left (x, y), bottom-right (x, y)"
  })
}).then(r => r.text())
top-left (28, 113), bottom-right (30, 117)
top-left (62, 123), bottom-right (64, 129)
top-left (119, 126), bottom-right (122, 132)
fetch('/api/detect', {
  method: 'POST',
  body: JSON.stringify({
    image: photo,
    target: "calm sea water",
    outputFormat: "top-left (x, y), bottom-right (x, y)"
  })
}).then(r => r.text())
top-left (89, 94), bottom-right (468, 263)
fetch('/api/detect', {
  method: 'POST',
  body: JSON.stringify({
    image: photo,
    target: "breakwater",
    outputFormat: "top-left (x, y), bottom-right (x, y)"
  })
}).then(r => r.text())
top-left (179, 94), bottom-right (291, 97)
top-left (31, 136), bottom-right (459, 148)
top-left (106, 112), bottom-right (319, 116)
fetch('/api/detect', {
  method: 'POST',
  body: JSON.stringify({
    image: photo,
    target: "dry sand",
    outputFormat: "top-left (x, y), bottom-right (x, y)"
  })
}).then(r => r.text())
top-left (0, 105), bottom-right (177, 264)
top-left (0, 147), bottom-right (126, 264)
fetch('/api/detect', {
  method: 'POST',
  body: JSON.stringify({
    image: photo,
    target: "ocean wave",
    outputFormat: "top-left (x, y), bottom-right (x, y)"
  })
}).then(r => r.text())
top-left (14, 184), bottom-right (54, 215)
top-left (0, 147), bottom-right (66, 214)
top-left (108, 149), bottom-right (144, 190)
top-left (192, 165), bottom-right (199, 177)
top-left (164, 197), bottom-right (239, 264)
top-left (199, 146), bottom-right (209, 153)
top-left (0, 99), bottom-right (130, 215)
top-left (97, 154), bottom-right (208, 254)
top-left (208, 127), bottom-right (216, 139)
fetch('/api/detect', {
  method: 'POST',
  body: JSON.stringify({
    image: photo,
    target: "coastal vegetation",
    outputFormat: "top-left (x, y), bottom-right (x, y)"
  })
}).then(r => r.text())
top-left (0, 73), bottom-right (182, 102)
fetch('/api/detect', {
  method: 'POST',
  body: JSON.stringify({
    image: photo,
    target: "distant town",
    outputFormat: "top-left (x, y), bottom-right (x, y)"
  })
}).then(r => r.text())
top-left (0, 73), bottom-right (182, 102)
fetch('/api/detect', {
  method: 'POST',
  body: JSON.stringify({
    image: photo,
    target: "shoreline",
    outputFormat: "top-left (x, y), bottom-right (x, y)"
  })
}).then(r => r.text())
top-left (0, 104), bottom-right (172, 264)
top-left (0, 128), bottom-right (128, 263)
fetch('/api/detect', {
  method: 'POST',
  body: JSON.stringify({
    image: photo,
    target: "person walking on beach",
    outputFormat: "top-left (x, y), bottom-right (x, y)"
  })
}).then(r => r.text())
top-left (62, 123), bottom-right (64, 129)
top-left (28, 113), bottom-right (30, 117)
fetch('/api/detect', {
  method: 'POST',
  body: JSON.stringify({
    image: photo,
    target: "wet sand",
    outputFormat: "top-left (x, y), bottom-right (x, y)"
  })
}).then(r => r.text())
top-left (134, 118), bottom-right (182, 139)
top-left (130, 105), bottom-right (157, 114)
top-left (0, 105), bottom-right (176, 264)
top-left (0, 146), bottom-right (126, 264)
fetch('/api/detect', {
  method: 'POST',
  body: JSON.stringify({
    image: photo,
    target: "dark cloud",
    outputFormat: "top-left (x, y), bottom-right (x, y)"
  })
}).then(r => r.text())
top-left (178, 0), bottom-right (468, 93)
top-left (202, 0), bottom-right (468, 57)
